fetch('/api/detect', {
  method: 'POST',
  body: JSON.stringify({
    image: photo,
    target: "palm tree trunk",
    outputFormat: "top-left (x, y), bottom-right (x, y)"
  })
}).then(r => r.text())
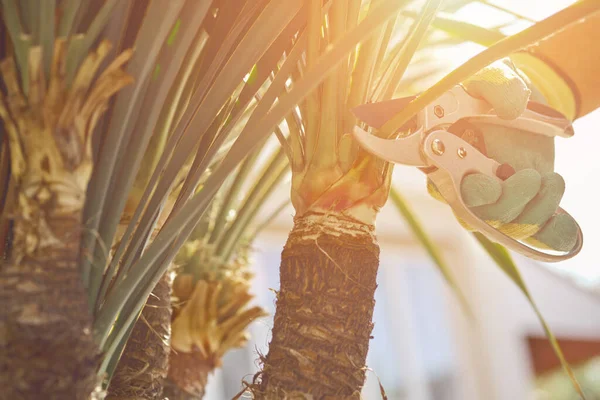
top-left (254, 212), bottom-right (379, 398)
top-left (0, 217), bottom-right (101, 399)
top-left (163, 351), bottom-right (213, 400)
top-left (106, 272), bottom-right (173, 400)
top-left (0, 40), bottom-right (131, 399)
top-left (105, 176), bottom-right (179, 399)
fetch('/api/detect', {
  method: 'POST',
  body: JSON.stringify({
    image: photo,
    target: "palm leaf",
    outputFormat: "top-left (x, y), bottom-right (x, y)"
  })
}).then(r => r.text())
top-left (82, 0), bottom-right (187, 303)
top-left (94, 0), bottom-right (305, 354)
top-left (378, 0), bottom-right (444, 101)
top-left (380, 0), bottom-right (600, 136)
top-left (101, 1), bottom-right (299, 290)
top-left (390, 187), bottom-right (472, 317)
top-left (93, 0), bottom-right (408, 354)
top-left (403, 10), bottom-right (506, 46)
top-left (474, 233), bottom-right (586, 398)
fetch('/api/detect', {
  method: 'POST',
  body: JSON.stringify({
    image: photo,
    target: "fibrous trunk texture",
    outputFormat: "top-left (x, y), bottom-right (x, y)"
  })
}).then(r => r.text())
top-left (105, 184), bottom-right (179, 398)
top-left (0, 217), bottom-right (101, 399)
top-left (106, 272), bottom-right (173, 400)
top-left (0, 40), bottom-right (131, 399)
top-left (254, 212), bottom-right (379, 399)
top-left (163, 352), bottom-right (213, 400)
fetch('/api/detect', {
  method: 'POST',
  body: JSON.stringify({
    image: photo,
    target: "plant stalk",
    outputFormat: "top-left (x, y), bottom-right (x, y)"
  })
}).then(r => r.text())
top-left (252, 212), bottom-right (379, 398)
top-left (106, 272), bottom-right (173, 399)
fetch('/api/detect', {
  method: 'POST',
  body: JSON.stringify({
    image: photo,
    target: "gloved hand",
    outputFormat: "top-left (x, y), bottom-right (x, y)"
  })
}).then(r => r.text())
top-left (427, 59), bottom-right (578, 252)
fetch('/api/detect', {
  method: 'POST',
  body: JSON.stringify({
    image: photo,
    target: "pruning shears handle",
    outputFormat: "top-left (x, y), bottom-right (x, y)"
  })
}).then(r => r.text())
top-left (351, 86), bottom-right (583, 262)
top-left (422, 129), bottom-right (582, 262)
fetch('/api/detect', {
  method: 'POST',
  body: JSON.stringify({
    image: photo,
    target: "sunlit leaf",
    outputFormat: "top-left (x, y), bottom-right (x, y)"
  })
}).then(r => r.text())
top-left (380, 0), bottom-right (600, 136)
top-left (379, 0), bottom-right (443, 101)
top-left (402, 10), bottom-right (505, 47)
top-left (474, 232), bottom-right (586, 399)
top-left (390, 187), bottom-right (472, 317)
top-left (93, 0), bottom-right (407, 352)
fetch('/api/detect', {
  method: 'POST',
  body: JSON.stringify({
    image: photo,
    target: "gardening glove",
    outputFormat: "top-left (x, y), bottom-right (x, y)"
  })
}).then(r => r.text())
top-left (427, 59), bottom-right (578, 252)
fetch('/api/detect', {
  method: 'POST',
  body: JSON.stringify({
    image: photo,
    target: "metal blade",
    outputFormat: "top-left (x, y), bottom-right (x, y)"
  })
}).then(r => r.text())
top-left (352, 126), bottom-right (425, 167)
top-left (526, 100), bottom-right (574, 137)
top-left (351, 96), bottom-right (417, 128)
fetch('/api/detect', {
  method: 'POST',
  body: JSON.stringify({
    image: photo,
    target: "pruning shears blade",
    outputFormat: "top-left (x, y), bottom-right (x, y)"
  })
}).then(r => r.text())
top-left (525, 101), bottom-right (575, 137)
top-left (351, 96), bottom-right (416, 128)
top-left (352, 126), bottom-right (425, 167)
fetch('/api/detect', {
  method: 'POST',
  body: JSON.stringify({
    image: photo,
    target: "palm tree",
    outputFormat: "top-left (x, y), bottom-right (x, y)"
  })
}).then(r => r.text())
top-left (162, 4), bottom-right (467, 397)
top-left (0, 0), bottom-right (311, 397)
top-left (163, 140), bottom-right (289, 398)
top-left (242, 1), bottom-right (449, 396)
top-left (0, 1), bottom-right (133, 397)
top-left (0, 0), bottom-right (596, 398)
top-left (83, 0), bottom-right (418, 397)
top-left (244, 0), bottom-right (600, 398)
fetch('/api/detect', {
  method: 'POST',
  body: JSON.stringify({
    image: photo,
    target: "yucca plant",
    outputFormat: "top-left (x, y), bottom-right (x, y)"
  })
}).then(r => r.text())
top-left (243, 0), bottom-right (600, 398)
top-left (157, 2), bottom-right (509, 397)
top-left (164, 139), bottom-right (289, 399)
top-left (0, 1), bottom-right (134, 397)
top-left (0, 0), bottom-right (403, 398)
top-left (0, 0), bottom-right (299, 398)
top-left (89, 0), bottom-right (418, 397)
top-left (237, 0), bottom-right (451, 396)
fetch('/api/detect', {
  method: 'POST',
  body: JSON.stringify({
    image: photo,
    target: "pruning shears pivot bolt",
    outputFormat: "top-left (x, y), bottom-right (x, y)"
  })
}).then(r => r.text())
top-left (457, 147), bottom-right (467, 159)
top-left (431, 139), bottom-right (445, 155)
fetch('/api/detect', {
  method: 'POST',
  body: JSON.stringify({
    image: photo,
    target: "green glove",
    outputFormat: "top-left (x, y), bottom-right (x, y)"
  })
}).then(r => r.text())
top-left (428, 60), bottom-right (578, 252)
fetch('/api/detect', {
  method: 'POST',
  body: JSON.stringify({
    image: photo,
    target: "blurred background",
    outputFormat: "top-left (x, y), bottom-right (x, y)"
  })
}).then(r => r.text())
top-left (205, 0), bottom-right (600, 398)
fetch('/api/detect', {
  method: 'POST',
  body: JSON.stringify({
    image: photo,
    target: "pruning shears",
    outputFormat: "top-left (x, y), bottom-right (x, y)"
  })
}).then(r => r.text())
top-left (351, 85), bottom-right (582, 262)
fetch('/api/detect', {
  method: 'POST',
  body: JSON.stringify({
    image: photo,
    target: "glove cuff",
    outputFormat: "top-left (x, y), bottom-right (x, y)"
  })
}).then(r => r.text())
top-left (510, 52), bottom-right (577, 121)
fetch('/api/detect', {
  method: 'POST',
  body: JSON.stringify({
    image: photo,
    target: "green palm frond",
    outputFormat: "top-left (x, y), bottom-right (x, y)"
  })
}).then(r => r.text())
top-left (474, 233), bottom-right (585, 398)
top-left (380, 0), bottom-right (600, 136)
top-left (390, 187), bottom-right (472, 317)
top-left (92, 0), bottom-right (305, 370)
top-left (88, 0), bottom-right (409, 379)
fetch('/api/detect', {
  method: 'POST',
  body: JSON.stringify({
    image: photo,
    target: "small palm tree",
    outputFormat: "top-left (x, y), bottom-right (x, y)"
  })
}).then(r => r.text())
top-left (0, 1), bottom-right (133, 397)
top-left (244, 0), bottom-right (599, 397)
top-left (163, 140), bottom-right (289, 398)
top-left (242, 1), bottom-right (446, 396)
